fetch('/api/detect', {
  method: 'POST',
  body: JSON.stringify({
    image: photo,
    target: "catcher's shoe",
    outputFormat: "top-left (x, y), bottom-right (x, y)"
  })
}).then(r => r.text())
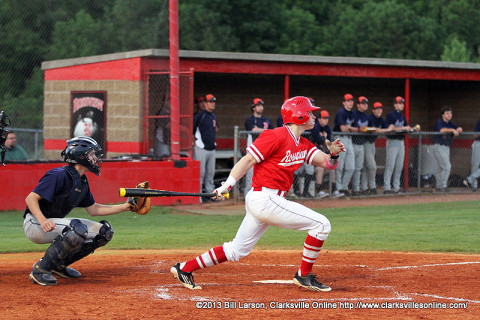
top-left (293, 271), bottom-right (331, 292)
top-left (29, 261), bottom-right (57, 286)
top-left (170, 263), bottom-right (202, 290)
top-left (52, 266), bottom-right (81, 279)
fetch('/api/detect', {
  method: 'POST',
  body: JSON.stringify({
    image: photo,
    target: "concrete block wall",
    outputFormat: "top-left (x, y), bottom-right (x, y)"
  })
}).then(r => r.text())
top-left (44, 79), bottom-right (143, 159)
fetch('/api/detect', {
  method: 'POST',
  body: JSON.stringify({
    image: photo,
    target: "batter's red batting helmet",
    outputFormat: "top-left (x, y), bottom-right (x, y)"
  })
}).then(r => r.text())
top-left (281, 96), bottom-right (320, 125)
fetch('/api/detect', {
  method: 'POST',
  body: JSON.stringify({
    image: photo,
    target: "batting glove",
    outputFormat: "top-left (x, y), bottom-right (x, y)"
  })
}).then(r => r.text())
top-left (212, 176), bottom-right (236, 200)
top-left (325, 138), bottom-right (346, 156)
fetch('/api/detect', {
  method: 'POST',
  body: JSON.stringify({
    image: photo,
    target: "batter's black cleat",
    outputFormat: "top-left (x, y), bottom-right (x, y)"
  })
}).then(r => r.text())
top-left (52, 266), bottom-right (81, 279)
top-left (29, 261), bottom-right (57, 286)
top-left (170, 263), bottom-right (202, 290)
top-left (293, 271), bottom-right (331, 292)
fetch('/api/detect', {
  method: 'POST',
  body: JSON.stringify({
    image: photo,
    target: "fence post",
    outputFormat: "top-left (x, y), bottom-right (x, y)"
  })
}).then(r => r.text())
top-left (417, 132), bottom-right (422, 193)
top-left (34, 131), bottom-right (39, 160)
top-left (233, 126), bottom-right (239, 204)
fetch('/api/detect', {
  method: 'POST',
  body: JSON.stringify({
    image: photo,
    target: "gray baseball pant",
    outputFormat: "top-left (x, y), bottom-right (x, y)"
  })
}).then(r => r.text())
top-left (362, 141), bottom-right (377, 190)
top-left (335, 136), bottom-right (354, 191)
top-left (193, 146), bottom-right (216, 193)
top-left (467, 140), bottom-right (480, 189)
top-left (384, 139), bottom-right (405, 192)
top-left (433, 144), bottom-right (451, 189)
top-left (24, 213), bottom-right (103, 244)
top-left (352, 143), bottom-right (365, 192)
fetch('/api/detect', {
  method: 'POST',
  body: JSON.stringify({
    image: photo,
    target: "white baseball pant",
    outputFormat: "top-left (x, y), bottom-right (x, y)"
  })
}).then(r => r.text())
top-left (223, 188), bottom-right (331, 262)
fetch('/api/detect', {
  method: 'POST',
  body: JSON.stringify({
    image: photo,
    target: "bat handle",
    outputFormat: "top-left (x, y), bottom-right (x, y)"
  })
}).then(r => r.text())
top-left (119, 188), bottom-right (127, 197)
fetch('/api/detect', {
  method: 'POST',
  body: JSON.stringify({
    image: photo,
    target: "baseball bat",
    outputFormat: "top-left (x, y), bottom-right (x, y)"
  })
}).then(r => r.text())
top-left (119, 188), bottom-right (229, 199)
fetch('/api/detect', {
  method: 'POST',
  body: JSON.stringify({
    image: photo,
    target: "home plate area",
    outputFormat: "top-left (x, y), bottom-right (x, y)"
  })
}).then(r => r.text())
top-left (145, 250), bottom-right (479, 317)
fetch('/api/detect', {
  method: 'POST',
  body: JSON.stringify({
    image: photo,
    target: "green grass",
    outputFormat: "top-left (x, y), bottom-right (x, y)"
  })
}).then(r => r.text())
top-left (1, 201), bottom-right (479, 254)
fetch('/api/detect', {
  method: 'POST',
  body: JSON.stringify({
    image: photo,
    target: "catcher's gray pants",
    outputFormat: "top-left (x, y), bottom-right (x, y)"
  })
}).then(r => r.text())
top-left (193, 146), bottom-right (216, 193)
top-left (352, 143), bottom-right (365, 192)
top-left (384, 139), bottom-right (405, 192)
top-left (361, 141), bottom-right (377, 190)
top-left (23, 213), bottom-right (103, 244)
top-left (335, 136), bottom-right (354, 191)
top-left (467, 141), bottom-right (480, 189)
top-left (433, 144), bottom-right (451, 189)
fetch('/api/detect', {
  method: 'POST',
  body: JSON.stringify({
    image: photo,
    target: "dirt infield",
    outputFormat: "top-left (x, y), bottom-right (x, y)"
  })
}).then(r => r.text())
top-left (1, 193), bottom-right (478, 319)
top-left (0, 250), bottom-right (478, 320)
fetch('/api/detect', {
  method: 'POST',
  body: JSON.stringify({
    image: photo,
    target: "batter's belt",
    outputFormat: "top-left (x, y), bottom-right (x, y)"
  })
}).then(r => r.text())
top-left (252, 187), bottom-right (288, 197)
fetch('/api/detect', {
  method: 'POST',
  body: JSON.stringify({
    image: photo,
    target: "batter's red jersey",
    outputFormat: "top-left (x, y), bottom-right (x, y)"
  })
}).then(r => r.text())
top-left (247, 126), bottom-right (320, 191)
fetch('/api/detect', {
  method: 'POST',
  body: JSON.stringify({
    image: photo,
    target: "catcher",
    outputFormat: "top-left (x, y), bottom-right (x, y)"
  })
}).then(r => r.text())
top-left (23, 136), bottom-right (151, 286)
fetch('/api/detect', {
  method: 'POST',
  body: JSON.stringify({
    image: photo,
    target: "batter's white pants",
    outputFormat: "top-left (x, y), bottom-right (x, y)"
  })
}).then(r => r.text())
top-left (467, 141), bottom-right (480, 189)
top-left (223, 188), bottom-right (331, 262)
top-left (362, 142), bottom-right (377, 190)
top-left (433, 144), bottom-right (451, 189)
top-left (193, 146), bottom-right (216, 193)
top-left (23, 213), bottom-right (103, 244)
top-left (335, 136), bottom-right (354, 191)
top-left (384, 139), bottom-right (405, 192)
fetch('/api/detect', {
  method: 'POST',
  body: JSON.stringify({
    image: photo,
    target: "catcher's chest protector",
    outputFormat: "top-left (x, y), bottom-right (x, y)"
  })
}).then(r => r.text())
top-left (39, 165), bottom-right (90, 219)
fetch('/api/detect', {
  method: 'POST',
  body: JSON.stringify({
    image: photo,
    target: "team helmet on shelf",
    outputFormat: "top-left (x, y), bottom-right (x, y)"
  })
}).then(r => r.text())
top-left (281, 96), bottom-right (320, 125)
top-left (61, 136), bottom-right (103, 175)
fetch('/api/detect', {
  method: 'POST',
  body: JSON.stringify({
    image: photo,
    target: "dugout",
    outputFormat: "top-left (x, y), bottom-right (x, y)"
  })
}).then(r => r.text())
top-left (36, 49), bottom-right (480, 205)
top-left (42, 48), bottom-right (480, 157)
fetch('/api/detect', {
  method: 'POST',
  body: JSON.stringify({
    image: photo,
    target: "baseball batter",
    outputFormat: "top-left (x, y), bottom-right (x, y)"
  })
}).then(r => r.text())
top-left (170, 96), bottom-right (345, 292)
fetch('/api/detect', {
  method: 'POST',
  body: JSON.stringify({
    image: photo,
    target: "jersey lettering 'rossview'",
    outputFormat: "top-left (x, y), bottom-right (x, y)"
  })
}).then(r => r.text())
top-left (246, 126), bottom-right (320, 191)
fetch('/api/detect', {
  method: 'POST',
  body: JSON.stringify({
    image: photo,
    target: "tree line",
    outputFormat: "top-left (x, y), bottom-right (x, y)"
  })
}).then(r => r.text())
top-left (1, 0), bottom-right (479, 128)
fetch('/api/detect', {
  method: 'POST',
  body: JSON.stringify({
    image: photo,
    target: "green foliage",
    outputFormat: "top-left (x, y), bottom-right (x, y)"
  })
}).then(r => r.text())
top-left (1, 201), bottom-right (479, 254)
top-left (3, 0), bottom-right (480, 131)
top-left (441, 36), bottom-right (472, 63)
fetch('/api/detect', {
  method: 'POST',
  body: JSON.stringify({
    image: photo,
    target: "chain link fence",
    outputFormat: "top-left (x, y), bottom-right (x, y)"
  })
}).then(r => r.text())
top-left (232, 127), bottom-right (478, 203)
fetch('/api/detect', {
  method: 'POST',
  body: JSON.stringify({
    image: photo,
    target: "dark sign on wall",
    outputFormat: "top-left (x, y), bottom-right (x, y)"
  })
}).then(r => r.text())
top-left (71, 91), bottom-right (106, 152)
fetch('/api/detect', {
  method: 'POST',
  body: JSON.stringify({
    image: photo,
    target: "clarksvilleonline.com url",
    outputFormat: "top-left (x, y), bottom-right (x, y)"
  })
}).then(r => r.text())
top-left (195, 300), bottom-right (469, 310)
top-left (341, 301), bottom-right (469, 310)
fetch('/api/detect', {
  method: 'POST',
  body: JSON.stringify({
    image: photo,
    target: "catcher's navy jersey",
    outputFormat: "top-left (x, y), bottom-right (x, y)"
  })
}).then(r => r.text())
top-left (25, 166), bottom-right (95, 217)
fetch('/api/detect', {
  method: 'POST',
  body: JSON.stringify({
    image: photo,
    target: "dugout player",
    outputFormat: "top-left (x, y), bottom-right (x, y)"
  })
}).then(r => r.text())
top-left (24, 136), bottom-right (134, 286)
top-left (384, 97), bottom-right (412, 194)
top-left (362, 102), bottom-right (394, 195)
top-left (433, 106), bottom-right (462, 192)
top-left (170, 96), bottom-right (345, 292)
top-left (332, 94), bottom-right (357, 197)
top-left (193, 94), bottom-right (218, 202)
top-left (351, 96), bottom-right (369, 196)
top-left (244, 98), bottom-right (273, 195)
top-left (464, 118), bottom-right (480, 192)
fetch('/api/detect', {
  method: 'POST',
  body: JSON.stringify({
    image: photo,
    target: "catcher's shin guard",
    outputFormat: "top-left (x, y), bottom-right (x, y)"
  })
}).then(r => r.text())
top-left (61, 220), bottom-right (114, 267)
top-left (38, 219), bottom-right (88, 272)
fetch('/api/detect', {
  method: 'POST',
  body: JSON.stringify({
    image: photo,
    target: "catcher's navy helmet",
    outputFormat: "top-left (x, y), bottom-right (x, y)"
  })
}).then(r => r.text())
top-left (62, 136), bottom-right (102, 175)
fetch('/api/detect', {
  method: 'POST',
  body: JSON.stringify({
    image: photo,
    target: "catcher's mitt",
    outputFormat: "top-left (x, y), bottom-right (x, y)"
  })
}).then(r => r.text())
top-left (127, 181), bottom-right (152, 215)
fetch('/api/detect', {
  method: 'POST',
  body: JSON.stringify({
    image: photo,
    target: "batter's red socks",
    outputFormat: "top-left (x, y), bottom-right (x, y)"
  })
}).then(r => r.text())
top-left (299, 235), bottom-right (324, 276)
top-left (180, 246), bottom-right (227, 273)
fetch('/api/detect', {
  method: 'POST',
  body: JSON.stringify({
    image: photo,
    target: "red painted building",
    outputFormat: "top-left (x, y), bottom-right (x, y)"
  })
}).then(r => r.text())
top-left (42, 49), bottom-right (480, 156)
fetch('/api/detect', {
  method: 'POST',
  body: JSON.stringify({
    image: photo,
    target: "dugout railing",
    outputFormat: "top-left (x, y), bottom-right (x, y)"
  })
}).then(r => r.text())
top-left (232, 126), bottom-right (478, 203)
